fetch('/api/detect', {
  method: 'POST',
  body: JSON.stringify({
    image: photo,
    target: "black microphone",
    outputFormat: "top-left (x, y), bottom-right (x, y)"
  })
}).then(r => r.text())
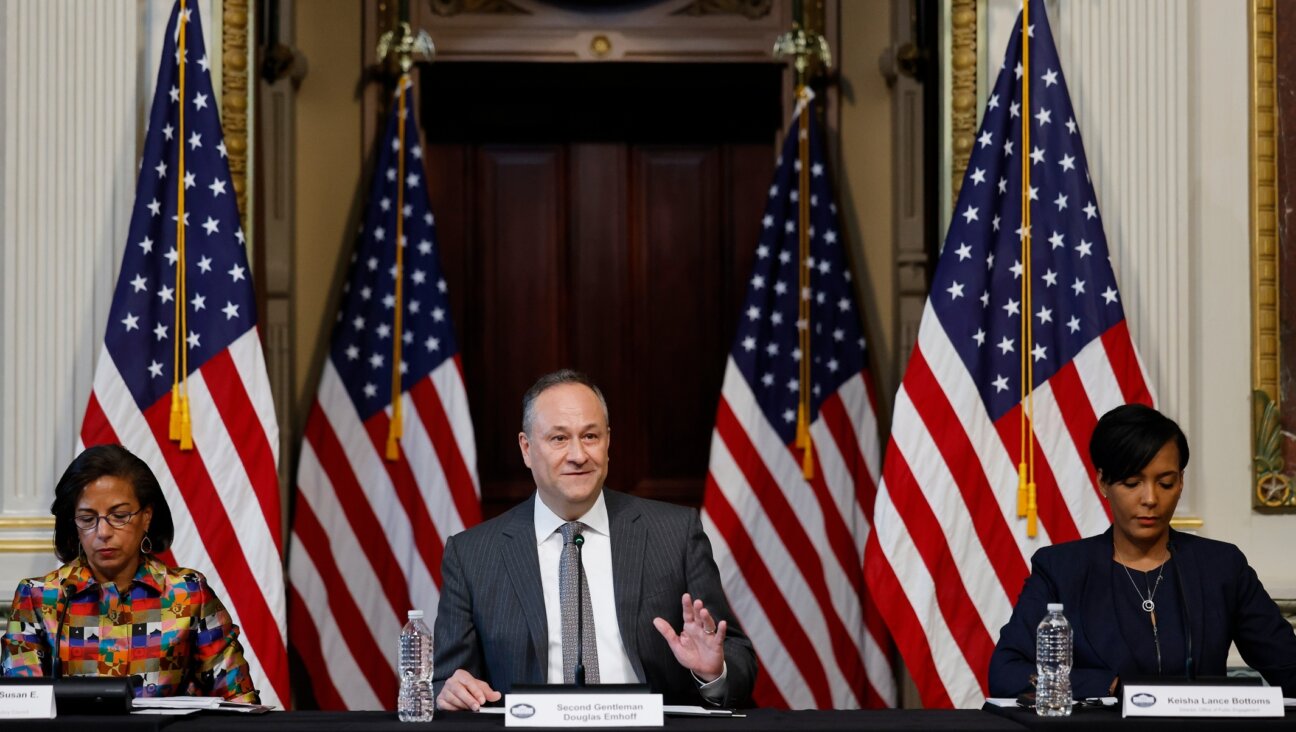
top-left (52, 583), bottom-right (74, 679)
top-left (1167, 541), bottom-right (1195, 680)
top-left (573, 532), bottom-right (587, 687)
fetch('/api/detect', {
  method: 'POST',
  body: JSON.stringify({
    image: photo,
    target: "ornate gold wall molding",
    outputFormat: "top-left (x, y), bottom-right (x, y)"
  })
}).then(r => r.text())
top-left (221, 0), bottom-right (250, 227)
top-left (950, 0), bottom-right (977, 205)
top-left (0, 540), bottom-right (53, 554)
top-left (1250, 0), bottom-right (1293, 511)
top-left (1252, 0), bottom-right (1278, 404)
top-left (0, 517), bottom-right (54, 530)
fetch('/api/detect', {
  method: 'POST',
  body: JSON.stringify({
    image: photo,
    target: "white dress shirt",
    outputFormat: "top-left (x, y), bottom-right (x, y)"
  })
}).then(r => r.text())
top-left (534, 491), bottom-right (639, 684)
top-left (532, 491), bottom-right (728, 701)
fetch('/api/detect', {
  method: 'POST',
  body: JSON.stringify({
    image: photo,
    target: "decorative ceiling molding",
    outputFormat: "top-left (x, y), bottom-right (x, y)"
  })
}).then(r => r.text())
top-left (428, 0), bottom-right (531, 16)
top-left (672, 0), bottom-right (773, 19)
top-left (409, 0), bottom-right (790, 62)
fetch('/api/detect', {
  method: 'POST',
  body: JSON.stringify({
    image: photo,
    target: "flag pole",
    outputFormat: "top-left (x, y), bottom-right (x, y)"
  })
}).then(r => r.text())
top-left (1019, 0), bottom-right (1037, 537)
top-left (171, 0), bottom-right (194, 450)
top-left (376, 13), bottom-right (435, 461)
top-left (774, 1), bottom-right (832, 480)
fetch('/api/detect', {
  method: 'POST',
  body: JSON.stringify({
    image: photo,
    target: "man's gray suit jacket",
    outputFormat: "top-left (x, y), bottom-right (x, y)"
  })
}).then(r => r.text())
top-left (431, 489), bottom-right (758, 707)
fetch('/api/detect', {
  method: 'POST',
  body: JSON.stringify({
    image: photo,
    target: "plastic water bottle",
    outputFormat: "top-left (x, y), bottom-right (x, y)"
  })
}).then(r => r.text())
top-left (1035, 603), bottom-right (1073, 717)
top-left (398, 609), bottom-right (434, 722)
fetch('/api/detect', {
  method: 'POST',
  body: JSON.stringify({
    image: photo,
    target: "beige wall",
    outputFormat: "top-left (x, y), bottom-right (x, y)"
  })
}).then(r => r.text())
top-left (292, 0), bottom-right (364, 415)
top-left (838, 3), bottom-right (900, 415)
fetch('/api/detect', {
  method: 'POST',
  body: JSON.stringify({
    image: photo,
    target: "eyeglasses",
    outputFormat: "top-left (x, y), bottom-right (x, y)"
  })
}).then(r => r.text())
top-left (73, 509), bottom-right (143, 533)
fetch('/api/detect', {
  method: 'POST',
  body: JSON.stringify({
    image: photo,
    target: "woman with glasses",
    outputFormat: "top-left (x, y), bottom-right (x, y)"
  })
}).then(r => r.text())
top-left (1, 444), bottom-right (258, 701)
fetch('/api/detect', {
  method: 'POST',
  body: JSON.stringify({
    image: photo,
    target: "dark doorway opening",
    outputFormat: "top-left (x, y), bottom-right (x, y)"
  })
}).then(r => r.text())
top-left (421, 62), bottom-right (783, 144)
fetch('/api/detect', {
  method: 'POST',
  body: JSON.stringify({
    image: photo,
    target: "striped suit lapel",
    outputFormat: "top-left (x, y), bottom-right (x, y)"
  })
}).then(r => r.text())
top-left (502, 495), bottom-right (548, 673)
top-left (608, 491), bottom-right (647, 683)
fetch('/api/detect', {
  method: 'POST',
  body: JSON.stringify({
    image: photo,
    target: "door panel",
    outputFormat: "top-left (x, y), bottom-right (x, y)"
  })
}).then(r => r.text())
top-left (421, 65), bottom-right (780, 517)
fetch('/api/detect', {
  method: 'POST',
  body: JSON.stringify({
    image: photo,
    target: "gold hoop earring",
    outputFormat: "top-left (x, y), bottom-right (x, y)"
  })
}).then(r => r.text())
top-left (140, 535), bottom-right (153, 555)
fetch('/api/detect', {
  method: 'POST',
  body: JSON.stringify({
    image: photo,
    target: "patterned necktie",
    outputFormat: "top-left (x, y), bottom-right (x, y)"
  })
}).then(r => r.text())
top-left (559, 521), bottom-right (599, 683)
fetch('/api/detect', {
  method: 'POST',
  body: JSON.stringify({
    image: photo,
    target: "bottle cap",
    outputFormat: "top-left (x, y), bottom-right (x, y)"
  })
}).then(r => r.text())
top-left (1046, 603), bottom-right (1063, 612)
top-left (408, 609), bottom-right (424, 620)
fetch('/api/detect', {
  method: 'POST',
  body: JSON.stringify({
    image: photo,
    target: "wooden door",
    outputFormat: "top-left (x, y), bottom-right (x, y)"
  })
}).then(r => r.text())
top-left (423, 62), bottom-right (781, 516)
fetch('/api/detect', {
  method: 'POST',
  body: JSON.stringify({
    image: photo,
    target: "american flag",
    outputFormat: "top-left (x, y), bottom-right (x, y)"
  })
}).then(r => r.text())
top-left (287, 78), bottom-right (480, 710)
top-left (78, 1), bottom-right (289, 707)
top-left (701, 95), bottom-right (895, 709)
top-left (862, 0), bottom-right (1155, 708)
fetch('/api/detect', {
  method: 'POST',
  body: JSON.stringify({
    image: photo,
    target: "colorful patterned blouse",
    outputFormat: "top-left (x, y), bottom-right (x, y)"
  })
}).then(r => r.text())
top-left (1, 556), bottom-right (259, 702)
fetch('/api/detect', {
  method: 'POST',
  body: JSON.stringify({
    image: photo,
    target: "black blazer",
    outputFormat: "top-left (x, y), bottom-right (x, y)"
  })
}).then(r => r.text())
top-left (431, 489), bottom-right (757, 706)
top-left (989, 528), bottom-right (1296, 698)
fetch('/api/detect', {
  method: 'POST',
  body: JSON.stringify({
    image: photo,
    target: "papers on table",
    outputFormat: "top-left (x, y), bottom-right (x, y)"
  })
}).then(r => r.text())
top-left (985, 698), bottom-right (1018, 708)
top-left (477, 704), bottom-right (739, 717)
top-left (130, 696), bottom-right (276, 714)
top-left (663, 705), bottom-right (739, 716)
top-left (985, 697), bottom-right (1118, 708)
top-left (132, 697), bottom-right (220, 710)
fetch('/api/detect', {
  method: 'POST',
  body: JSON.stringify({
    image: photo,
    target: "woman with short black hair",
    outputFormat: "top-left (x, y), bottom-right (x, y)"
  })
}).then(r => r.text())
top-left (1, 445), bottom-right (259, 702)
top-left (989, 404), bottom-right (1296, 698)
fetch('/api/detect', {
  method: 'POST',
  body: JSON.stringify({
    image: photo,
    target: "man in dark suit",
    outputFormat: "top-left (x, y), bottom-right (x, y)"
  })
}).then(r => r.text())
top-left (433, 370), bottom-right (757, 711)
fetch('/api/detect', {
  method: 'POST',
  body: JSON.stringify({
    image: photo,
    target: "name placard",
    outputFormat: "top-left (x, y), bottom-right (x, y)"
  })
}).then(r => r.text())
top-left (504, 692), bottom-right (663, 728)
top-left (0, 685), bottom-right (56, 719)
top-left (1122, 684), bottom-right (1283, 718)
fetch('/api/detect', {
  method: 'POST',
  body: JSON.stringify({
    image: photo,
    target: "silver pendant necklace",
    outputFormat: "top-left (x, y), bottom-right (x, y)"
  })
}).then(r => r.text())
top-left (1122, 562), bottom-right (1165, 613)
top-left (1122, 561), bottom-right (1167, 674)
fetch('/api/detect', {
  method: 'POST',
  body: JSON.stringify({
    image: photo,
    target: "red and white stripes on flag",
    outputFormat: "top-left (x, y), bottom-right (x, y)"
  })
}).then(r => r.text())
top-left (287, 78), bottom-right (480, 710)
top-left (701, 96), bottom-right (895, 709)
top-left (81, 334), bottom-right (289, 707)
top-left (705, 367), bottom-right (894, 709)
top-left (862, 0), bottom-right (1155, 708)
top-left (863, 318), bottom-right (1152, 707)
top-left (80, 0), bottom-right (288, 707)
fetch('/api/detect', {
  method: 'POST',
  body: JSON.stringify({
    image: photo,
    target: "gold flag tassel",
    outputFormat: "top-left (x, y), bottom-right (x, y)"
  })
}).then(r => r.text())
top-left (1017, 463), bottom-right (1028, 518)
top-left (385, 75), bottom-right (410, 461)
top-left (1027, 480), bottom-right (1038, 537)
top-left (1020, 0), bottom-right (1035, 535)
top-left (172, 0), bottom-right (194, 450)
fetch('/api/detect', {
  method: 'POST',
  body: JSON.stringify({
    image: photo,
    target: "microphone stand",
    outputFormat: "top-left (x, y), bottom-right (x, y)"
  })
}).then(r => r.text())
top-left (573, 533), bottom-right (587, 687)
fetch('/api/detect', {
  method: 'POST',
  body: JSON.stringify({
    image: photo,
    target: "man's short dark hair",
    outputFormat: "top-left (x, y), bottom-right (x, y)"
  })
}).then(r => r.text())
top-left (51, 444), bottom-right (175, 562)
top-left (521, 369), bottom-right (609, 436)
top-left (1089, 403), bottom-right (1190, 484)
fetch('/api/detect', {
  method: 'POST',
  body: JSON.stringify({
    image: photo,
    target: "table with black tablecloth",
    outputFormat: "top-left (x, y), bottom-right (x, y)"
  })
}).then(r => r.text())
top-left (16, 706), bottom-right (1296, 731)
top-left (21, 709), bottom-right (1021, 731)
